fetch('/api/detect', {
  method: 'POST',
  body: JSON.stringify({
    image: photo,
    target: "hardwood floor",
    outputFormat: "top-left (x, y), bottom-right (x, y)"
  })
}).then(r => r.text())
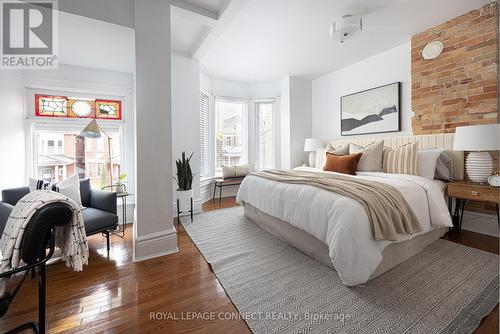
top-left (0, 196), bottom-right (497, 333)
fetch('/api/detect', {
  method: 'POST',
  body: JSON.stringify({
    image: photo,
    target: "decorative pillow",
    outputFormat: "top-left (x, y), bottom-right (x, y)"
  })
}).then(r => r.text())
top-left (349, 141), bottom-right (384, 172)
top-left (323, 152), bottom-right (363, 175)
top-left (417, 149), bottom-right (443, 180)
top-left (221, 164), bottom-right (251, 179)
top-left (29, 174), bottom-right (82, 207)
top-left (315, 145), bottom-right (348, 169)
top-left (326, 143), bottom-right (350, 156)
top-left (435, 151), bottom-right (452, 181)
top-left (382, 142), bottom-right (418, 175)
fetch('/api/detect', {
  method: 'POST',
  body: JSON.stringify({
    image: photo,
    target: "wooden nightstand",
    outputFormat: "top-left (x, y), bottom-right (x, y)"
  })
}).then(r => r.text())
top-left (446, 181), bottom-right (500, 230)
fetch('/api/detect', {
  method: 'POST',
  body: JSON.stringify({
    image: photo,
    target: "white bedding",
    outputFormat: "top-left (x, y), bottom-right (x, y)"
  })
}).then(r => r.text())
top-left (236, 167), bottom-right (452, 286)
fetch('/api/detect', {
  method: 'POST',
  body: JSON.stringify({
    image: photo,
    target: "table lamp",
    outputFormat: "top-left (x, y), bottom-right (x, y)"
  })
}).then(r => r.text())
top-left (453, 124), bottom-right (500, 183)
top-left (304, 138), bottom-right (323, 167)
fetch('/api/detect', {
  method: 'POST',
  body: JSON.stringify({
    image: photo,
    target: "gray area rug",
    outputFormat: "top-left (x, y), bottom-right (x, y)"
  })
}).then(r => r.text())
top-left (183, 206), bottom-right (499, 334)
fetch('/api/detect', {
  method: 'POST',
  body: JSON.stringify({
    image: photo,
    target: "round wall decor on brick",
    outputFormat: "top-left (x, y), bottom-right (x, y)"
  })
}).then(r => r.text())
top-left (422, 41), bottom-right (444, 60)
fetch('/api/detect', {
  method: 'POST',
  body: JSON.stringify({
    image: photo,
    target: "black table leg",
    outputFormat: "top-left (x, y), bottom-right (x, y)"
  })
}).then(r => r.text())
top-left (496, 203), bottom-right (499, 228)
top-left (219, 183), bottom-right (222, 204)
top-left (459, 199), bottom-right (465, 230)
top-left (212, 182), bottom-right (217, 203)
top-left (176, 198), bottom-right (180, 227)
top-left (190, 197), bottom-right (194, 222)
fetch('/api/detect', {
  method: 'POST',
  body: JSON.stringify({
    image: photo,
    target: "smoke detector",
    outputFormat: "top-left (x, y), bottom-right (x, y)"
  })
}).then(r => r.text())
top-left (330, 14), bottom-right (363, 43)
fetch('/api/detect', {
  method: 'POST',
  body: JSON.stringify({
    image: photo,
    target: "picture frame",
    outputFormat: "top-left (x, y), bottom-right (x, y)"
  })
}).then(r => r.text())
top-left (340, 82), bottom-right (401, 136)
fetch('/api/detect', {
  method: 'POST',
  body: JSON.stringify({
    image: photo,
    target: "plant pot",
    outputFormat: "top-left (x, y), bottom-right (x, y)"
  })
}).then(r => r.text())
top-left (177, 189), bottom-right (193, 212)
top-left (115, 185), bottom-right (125, 193)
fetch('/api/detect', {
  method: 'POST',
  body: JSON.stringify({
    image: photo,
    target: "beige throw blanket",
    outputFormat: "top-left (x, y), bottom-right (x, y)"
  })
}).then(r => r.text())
top-left (251, 170), bottom-right (422, 241)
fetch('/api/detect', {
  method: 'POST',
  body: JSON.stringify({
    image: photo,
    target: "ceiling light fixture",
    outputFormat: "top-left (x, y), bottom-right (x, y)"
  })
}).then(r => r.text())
top-left (330, 14), bottom-right (363, 43)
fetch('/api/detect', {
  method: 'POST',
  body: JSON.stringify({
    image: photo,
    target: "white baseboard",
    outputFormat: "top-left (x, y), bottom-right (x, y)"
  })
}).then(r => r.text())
top-left (461, 210), bottom-right (498, 237)
top-left (133, 227), bottom-right (178, 262)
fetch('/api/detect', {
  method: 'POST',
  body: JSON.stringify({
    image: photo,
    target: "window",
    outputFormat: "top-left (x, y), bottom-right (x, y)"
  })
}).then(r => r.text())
top-left (199, 92), bottom-right (209, 177)
top-left (35, 94), bottom-right (122, 120)
top-left (255, 101), bottom-right (275, 169)
top-left (215, 98), bottom-right (246, 170)
top-left (47, 140), bottom-right (55, 154)
top-left (35, 131), bottom-right (121, 189)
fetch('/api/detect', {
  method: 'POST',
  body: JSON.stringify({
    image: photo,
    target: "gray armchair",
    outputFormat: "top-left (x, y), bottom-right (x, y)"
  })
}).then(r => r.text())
top-left (0, 179), bottom-right (118, 251)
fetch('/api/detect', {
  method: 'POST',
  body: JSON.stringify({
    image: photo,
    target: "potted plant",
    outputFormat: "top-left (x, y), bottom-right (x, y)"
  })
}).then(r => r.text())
top-left (115, 173), bottom-right (127, 193)
top-left (174, 152), bottom-right (194, 212)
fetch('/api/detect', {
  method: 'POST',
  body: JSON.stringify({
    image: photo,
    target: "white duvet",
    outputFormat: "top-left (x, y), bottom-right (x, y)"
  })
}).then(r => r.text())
top-left (236, 167), bottom-right (452, 286)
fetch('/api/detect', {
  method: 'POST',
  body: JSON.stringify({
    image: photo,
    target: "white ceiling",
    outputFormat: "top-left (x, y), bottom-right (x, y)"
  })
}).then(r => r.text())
top-left (195, 0), bottom-right (492, 83)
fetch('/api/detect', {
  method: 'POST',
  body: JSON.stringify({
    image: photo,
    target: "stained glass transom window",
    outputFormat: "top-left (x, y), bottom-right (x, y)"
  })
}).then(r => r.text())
top-left (35, 95), bottom-right (122, 120)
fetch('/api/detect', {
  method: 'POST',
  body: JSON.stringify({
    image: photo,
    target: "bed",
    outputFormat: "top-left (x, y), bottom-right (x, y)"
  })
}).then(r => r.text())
top-left (236, 134), bottom-right (461, 286)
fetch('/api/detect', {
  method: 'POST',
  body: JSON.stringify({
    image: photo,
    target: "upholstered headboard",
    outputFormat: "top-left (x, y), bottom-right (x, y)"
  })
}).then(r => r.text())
top-left (327, 133), bottom-right (464, 180)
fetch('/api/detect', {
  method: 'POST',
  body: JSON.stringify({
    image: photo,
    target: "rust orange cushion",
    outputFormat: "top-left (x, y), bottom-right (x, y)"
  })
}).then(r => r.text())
top-left (323, 152), bottom-right (363, 175)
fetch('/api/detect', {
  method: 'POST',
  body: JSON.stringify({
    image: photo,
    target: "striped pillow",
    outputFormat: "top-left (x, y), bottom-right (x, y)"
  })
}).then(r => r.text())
top-left (382, 142), bottom-right (418, 175)
top-left (28, 174), bottom-right (83, 207)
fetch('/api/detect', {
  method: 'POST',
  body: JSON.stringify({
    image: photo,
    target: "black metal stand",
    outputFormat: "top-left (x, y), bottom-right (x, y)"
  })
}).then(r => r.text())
top-left (0, 229), bottom-right (56, 334)
top-left (176, 197), bottom-right (194, 226)
top-left (448, 197), bottom-right (499, 232)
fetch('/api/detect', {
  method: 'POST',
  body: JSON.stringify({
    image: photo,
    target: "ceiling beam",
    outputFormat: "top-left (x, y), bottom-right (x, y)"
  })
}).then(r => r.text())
top-left (170, 0), bottom-right (218, 27)
top-left (191, 0), bottom-right (248, 60)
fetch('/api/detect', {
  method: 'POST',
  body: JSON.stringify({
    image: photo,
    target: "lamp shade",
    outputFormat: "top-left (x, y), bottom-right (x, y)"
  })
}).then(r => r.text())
top-left (80, 119), bottom-right (102, 138)
top-left (453, 124), bottom-right (500, 151)
top-left (304, 138), bottom-right (323, 152)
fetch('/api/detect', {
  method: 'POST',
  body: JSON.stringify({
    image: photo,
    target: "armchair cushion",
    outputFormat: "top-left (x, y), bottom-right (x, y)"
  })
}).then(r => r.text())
top-left (81, 208), bottom-right (118, 235)
top-left (0, 202), bottom-right (13, 235)
top-left (1, 187), bottom-right (29, 206)
top-left (90, 190), bottom-right (117, 214)
top-left (80, 179), bottom-right (91, 208)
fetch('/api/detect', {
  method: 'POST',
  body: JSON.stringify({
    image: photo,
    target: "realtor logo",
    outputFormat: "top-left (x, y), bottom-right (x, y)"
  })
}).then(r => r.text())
top-left (1, 0), bottom-right (58, 69)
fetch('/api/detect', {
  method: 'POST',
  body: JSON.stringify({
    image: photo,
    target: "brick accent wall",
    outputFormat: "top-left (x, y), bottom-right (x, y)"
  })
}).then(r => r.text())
top-left (411, 2), bottom-right (499, 134)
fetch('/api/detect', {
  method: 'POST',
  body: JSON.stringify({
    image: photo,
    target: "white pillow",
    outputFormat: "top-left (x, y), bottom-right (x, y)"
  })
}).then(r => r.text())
top-left (315, 145), bottom-right (349, 169)
top-left (417, 149), bottom-right (443, 180)
top-left (349, 141), bottom-right (384, 172)
top-left (221, 164), bottom-right (251, 179)
top-left (29, 174), bottom-right (82, 207)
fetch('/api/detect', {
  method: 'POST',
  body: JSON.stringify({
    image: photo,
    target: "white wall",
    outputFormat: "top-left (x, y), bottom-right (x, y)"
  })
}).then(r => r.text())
top-left (289, 77), bottom-right (312, 168)
top-left (172, 55), bottom-right (201, 213)
top-left (280, 76), bottom-right (312, 169)
top-left (0, 71), bottom-right (25, 191)
top-left (312, 42), bottom-right (411, 140)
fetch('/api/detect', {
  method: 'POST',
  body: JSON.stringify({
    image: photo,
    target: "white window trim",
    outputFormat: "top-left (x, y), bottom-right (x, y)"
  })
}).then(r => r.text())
top-left (23, 82), bottom-right (134, 202)
top-left (213, 96), bottom-right (249, 175)
top-left (254, 98), bottom-right (277, 170)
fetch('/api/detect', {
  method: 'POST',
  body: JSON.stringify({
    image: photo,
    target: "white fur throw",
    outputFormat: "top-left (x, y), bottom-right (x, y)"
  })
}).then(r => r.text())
top-left (0, 190), bottom-right (88, 272)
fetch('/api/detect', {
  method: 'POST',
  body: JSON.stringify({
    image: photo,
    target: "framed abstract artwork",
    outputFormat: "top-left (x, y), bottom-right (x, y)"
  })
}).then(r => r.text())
top-left (340, 82), bottom-right (401, 136)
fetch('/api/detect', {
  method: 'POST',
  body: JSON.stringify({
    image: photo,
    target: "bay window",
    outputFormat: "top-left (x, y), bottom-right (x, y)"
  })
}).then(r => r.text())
top-left (199, 93), bottom-right (278, 178)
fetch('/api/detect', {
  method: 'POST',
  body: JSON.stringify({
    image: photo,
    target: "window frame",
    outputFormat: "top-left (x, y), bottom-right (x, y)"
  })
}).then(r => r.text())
top-left (26, 88), bottom-right (127, 188)
top-left (199, 92), bottom-right (210, 178)
top-left (213, 96), bottom-right (249, 174)
top-left (254, 99), bottom-right (276, 170)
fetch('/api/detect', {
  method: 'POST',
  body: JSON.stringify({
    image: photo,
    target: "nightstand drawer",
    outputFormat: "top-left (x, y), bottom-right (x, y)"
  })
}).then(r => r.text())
top-left (447, 184), bottom-right (500, 203)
